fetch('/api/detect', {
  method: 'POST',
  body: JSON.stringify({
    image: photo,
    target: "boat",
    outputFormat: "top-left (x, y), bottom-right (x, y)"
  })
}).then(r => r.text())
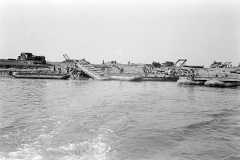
top-left (110, 75), bottom-right (142, 81)
top-left (142, 74), bottom-right (179, 81)
top-left (142, 59), bottom-right (187, 81)
top-left (0, 52), bottom-right (55, 78)
top-left (204, 79), bottom-right (240, 87)
top-left (71, 74), bottom-right (92, 80)
top-left (64, 56), bottom-right (142, 81)
top-left (12, 72), bottom-right (70, 80)
top-left (177, 73), bottom-right (240, 87)
top-left (177, 77), bottom-right (205, 85)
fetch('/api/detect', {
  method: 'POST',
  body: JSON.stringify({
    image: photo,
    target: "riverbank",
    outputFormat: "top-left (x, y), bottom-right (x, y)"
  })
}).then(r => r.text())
top-left (1, 62), bottom-right (240, 79)
top-left (1, 55), bottom-right (240, 80)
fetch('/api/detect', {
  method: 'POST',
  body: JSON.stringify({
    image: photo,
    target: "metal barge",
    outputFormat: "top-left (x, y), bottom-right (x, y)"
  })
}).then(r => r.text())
top-left (12, 72), bottom-right (70, 80)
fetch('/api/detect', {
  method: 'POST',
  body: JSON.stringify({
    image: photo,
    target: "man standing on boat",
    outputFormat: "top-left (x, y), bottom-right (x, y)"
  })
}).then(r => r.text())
top-left (58, 68), bottom-right (61, 74)
top-left (66, 66), bottom-right (69, 74)
top-left (120, 67), bottom-right (124, 75)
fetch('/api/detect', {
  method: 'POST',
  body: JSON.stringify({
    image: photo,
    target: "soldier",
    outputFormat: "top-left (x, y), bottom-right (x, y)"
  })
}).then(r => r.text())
top-left (58, 68), bottom-right (61, 74)
top-left (120, 67), bottom-right (124, 74)
top-left (66, 66), bottom-right (69, 74)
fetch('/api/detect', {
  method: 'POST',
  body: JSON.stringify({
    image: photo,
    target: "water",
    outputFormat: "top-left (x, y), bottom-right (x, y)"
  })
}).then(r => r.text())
top-left (0, 78), bottom-right (240, 160)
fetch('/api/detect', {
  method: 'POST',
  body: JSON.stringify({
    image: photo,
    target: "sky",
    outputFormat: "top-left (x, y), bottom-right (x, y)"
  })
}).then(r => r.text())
top-left (0, 0), bottom-right (240, 67)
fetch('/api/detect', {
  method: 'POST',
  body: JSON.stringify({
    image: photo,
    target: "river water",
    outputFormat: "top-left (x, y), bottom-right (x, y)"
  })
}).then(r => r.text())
top-left (0, 78), bottom-right (239, 160)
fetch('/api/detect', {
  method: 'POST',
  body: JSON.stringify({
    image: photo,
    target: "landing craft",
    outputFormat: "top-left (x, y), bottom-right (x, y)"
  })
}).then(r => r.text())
top-left (141, 59), bottom-right (187, 81)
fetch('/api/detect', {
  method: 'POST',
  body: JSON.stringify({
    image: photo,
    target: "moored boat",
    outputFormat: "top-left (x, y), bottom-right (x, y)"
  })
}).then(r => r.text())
top-left (12, 72), bottom-right (70, 80)
top-left (177, 77), bottom-right (205, 85)
top-left (204, 79), bottom-right (240, 87)
top-left (70, 74), bottom-right (92, 80)
top-left (142, 75), bottom-right (179, 81)
top-left (110, 75), bottom-right (142, 81)
top-left (142, 59), bottom-right (187, 82)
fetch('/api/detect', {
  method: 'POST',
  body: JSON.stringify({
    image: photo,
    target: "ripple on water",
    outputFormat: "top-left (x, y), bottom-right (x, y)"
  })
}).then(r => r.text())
top-left (0, 79), bottom-right (240, 160)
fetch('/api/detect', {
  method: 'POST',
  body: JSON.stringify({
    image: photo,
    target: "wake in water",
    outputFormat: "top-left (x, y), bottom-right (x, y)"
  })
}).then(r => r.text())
top-left (56, 128), bottom-right (112, 160)
top-left (0, 115), bottom-right (114, 160)
top-left (1, 79), bottom-right (240, 160)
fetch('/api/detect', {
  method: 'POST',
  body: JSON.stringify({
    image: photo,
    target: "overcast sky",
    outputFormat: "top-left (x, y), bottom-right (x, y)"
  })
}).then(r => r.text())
top-left (0, 0), bottom-right (240, 66)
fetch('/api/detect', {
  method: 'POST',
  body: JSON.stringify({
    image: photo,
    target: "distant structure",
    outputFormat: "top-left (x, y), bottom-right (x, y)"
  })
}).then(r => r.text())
top-left (209, 61), bottom-right (232, 68)
top-left (238, 62), bottom-right (240, 67)
top-left (110, 61), bottom-right (117, 64)
top-left (17, 52), bottom-right (46, 64)
top-left (162, 61), bottom-right (174, 67)
top-left (152, 61), bottom-right (161, 68)
top-left (0, 52), bottom-right (48, 69)
top-left (183, 65), bottom-right (204, 68)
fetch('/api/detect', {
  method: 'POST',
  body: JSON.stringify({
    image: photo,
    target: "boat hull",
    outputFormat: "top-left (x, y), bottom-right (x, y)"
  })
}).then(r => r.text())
top-left (142, 76), bottom-right (179, 81)
top-left (177, 77), bottom-right (205, 85)
top-left (70, 75), bottom-right (91, 80)
top-left (110, 76), bottom-right (142, 81)
top-left (13, 72), bottom-right (70, 80)
top-left (205, 79), bottom-right (240, 87)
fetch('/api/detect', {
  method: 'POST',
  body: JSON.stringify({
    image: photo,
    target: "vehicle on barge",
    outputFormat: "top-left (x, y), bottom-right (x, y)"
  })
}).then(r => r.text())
top-left (142, 59), bottom-right (187, 81)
